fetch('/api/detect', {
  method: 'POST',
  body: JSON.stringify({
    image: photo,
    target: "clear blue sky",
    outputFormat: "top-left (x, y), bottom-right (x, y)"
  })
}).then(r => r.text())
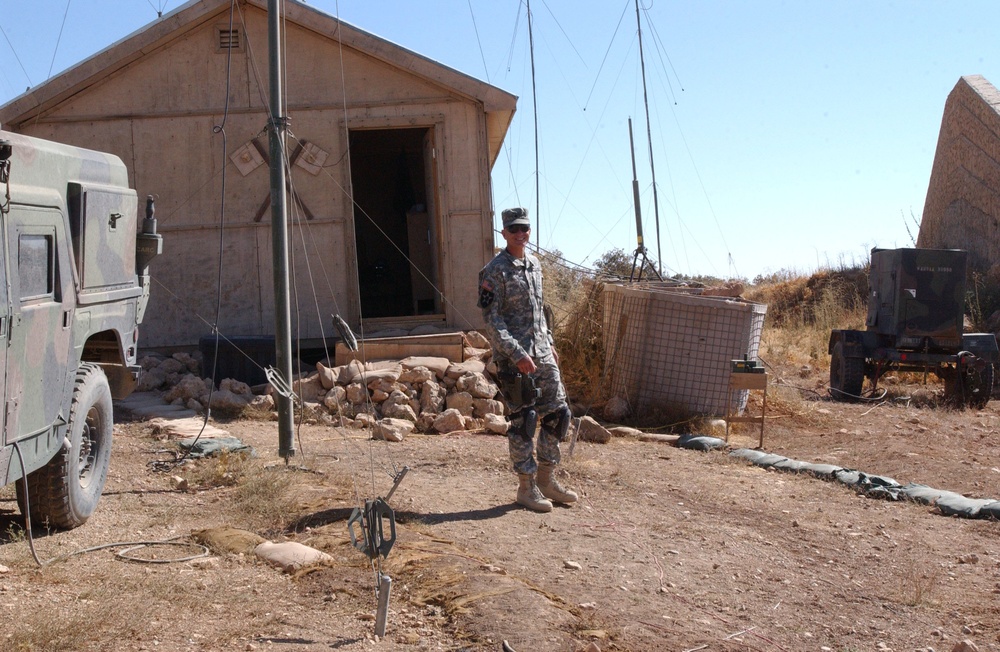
top-left (1, 1), bottom-right (999, 281)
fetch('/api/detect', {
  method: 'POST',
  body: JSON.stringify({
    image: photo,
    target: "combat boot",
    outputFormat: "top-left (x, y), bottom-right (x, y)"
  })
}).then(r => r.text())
top-left (516, 473), bottom-right (553, 512)
top-left (536, 463), bottom-right (578, 504)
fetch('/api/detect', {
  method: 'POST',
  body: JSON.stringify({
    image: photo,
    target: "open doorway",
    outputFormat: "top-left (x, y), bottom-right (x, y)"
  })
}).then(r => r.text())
top-left (348, 127), bottom-right (439, 319)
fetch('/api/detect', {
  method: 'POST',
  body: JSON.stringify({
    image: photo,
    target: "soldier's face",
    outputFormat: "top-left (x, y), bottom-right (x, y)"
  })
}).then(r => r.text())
top-left (503, 224), bottom-right (531, 250)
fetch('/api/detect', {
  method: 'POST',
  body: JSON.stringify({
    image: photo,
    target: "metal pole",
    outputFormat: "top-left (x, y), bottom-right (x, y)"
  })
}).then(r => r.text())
top-left (527, 0), bottom-right (540, 244)
top-left (635, 0), bottom-right (663, 277)
top-left (628, 118), bottom-right (644, 248)
top-left (375, 574), bottom-right (392, 637)
top-left (268, 0), bottom-right (295, 459)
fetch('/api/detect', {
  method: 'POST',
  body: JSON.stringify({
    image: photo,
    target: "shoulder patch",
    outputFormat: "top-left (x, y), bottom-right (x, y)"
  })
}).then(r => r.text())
top-left (478, 278), bottom-right (495, 308)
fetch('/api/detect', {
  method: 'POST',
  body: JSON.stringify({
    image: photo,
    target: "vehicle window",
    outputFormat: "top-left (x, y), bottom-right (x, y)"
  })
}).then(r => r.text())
top-left (19, 234), bottom-right (53, 300)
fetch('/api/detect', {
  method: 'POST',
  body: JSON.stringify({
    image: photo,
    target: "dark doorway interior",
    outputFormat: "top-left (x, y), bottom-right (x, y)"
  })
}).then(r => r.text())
top-left (349, 127), bottom-right (435, 319)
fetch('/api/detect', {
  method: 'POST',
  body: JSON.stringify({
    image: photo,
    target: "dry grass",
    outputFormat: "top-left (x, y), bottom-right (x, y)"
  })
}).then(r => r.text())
top-left (544, 259), bottom-right (872, 428)
top-left (230, 463), bottom-right (296, 533)
top-left (746, 267), bottom-right (869, 368)
top-left (181, 450), bottom-right (296, 533)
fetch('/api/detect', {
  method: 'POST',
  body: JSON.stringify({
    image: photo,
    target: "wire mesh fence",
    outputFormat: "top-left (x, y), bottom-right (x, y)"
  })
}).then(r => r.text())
top-left (602, 283), bottom-right (767, 417)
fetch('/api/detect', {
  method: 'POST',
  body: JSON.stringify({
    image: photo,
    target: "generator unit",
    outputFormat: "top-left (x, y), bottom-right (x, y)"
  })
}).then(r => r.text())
top-left (828, 247), bottom-right (997, 407)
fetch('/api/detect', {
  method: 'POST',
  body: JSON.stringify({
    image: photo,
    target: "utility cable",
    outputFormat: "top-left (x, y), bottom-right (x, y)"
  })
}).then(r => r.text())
top-left (0, 24), bottom-right (32, 87)
top-left (149, 0), bottom-right (238, 473)
top-left (46, 0), bottom-right (72, 79)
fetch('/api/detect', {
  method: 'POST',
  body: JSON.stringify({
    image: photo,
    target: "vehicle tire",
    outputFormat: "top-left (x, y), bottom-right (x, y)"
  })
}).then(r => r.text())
top-left (830, 341), bottom-right (865, 401)
top-left (943, 358), bottom-right (994, 409)
top-left (967, 362), bottom-right (994, 409)
top-left (16, 363), bottom-right (114, 529)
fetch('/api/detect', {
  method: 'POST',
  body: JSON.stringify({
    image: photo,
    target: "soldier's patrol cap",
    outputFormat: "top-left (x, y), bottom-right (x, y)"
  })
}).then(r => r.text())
top-left (501, 207), bottom-right (530, 229)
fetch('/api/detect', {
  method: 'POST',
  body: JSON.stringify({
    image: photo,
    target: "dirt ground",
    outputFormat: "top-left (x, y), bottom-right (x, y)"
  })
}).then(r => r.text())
top-left (1, 360), bottom-right (999, 652)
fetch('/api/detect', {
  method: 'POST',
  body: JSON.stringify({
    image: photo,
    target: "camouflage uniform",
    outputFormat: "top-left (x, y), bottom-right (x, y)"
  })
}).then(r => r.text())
top-left (478, 248), bottom-right (568, 475)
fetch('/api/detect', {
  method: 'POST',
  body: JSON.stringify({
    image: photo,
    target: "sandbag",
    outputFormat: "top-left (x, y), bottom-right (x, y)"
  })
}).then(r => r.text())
top-left (799, 463), bottom-right (843, 479)
top-left (676, 434), bottom-right (726, 451)
top-left (935, 495), bottom-right (995, 518)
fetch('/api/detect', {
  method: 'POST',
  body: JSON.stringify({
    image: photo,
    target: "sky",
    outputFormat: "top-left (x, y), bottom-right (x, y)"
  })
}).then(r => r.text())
top-left (1, 1), bottom-right (999, 281)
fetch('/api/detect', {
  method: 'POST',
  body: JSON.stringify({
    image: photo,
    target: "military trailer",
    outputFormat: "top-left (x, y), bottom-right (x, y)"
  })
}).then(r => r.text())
top-left (0, 130), bottom-right (160, 529)
top-left (828, 247), bottom-right (997, 407)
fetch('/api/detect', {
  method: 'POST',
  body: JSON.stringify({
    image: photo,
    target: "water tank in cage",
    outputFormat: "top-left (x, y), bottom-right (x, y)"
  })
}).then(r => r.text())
top-left (602, 283), bottom-right (767, 416)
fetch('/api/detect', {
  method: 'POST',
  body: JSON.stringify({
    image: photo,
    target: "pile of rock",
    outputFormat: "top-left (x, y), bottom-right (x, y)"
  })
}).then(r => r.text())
top-left (134, 331), bottom-right (512, 439)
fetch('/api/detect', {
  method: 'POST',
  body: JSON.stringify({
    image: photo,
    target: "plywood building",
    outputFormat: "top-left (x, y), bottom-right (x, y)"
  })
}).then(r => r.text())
top-left (0, 0), bottom-right (516, 349)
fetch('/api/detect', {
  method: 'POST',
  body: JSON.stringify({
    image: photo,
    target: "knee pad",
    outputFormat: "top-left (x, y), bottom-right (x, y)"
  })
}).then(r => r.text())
top-left (510, 407), bottom-right (538, 441)
top-left (541, 406), bottom-right (571, 442)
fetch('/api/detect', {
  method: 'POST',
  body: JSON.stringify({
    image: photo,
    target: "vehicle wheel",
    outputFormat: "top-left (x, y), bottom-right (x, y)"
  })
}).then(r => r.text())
top-left (17, 363), bottom-right (113, 529)
top-left (830, 342), bottom-right (865, 401)
top-left (964, 360), bottom-right (993, 409)
top-left (943, 358), bottom-right (994, 409)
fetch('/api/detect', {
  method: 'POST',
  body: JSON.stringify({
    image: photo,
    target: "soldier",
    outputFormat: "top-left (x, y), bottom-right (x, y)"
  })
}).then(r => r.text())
top-left (477, 207), bottom-right (578, 512)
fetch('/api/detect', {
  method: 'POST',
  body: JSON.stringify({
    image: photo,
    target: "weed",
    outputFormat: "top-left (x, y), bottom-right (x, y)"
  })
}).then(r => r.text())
top-left (231, 463), bottom-right (296, 533)
top-left (5, 522), bottom-right (25, 543)
top-left (182, 450), bottom-right (251, 489)
top-left (898, 562), bottom-right (941, 606)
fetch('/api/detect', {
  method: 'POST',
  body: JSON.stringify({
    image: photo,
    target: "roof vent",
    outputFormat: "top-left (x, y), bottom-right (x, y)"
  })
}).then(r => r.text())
top-left (216, 26), bottom-right (243, 52)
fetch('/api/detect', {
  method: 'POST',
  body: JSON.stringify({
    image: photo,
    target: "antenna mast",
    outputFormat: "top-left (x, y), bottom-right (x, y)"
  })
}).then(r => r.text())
top-left (635, 0), bottom-right (663, 277)
top-left (527, 0), bottom-right (540, 244)
top-left (268, 0), bottom-right (295, 459)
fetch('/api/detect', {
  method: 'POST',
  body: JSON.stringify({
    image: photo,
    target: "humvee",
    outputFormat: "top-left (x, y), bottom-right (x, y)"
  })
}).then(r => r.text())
top-left (828, 247), bottom-right (997, 407)
top-left (0, 130), bottom-right (160, 529)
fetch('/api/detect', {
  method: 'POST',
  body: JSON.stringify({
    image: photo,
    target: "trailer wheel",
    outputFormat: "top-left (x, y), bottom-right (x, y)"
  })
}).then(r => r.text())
top-left (945, 359), bottom-right (994, 409)
top-left (830, 342), bottom-right (865, 400)
top-left (970, 363), bottom-right (994, 408)
top-left (17, 363), bottom-right (113, 529)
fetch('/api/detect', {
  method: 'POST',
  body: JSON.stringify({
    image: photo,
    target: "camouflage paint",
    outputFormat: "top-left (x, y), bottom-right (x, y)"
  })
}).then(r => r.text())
top-left (866, 247), bottom-right (967, 348)
top-left (0, 130), bottom-right (156, 482)
top-left (478, 248), bottom-right (568, 475)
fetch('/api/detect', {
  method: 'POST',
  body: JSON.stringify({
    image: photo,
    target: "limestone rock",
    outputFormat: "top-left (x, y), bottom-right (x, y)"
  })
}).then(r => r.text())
top-left (464, 330), bottom-right (490, 349)
top-left (484, 413), bottom-right (509, 434)
top-left (446, 391), bottom-right (475, 416)
top-left (577, 416), bottom-right (612, 444)
top-left (463, 347), bottom-right (490, 361)
top-left (165, 374), bottom-right (212, 403)
top-left (354, 412), bottom-right (376, 429)
top-left (457, 372), bottom-right (498, 399)
top-left (420, 380), bottom-right (446, 414)
top-left (173, 351), bottom-right (201, 374)
top-left (208, 389), bottom-right (250, 414)
top-left (446, 359), bottom-right (486, 379)
top-left (322, 386), bottom-right (346, 412)
top-left (159, 357), bottom-right (186, 375)
top-left (382, 403), bottom-right (418, 422)
top-left (433, 409), bottom-right (465, 434)
top-left (952, 641), bottom-right (980, 652)
top-left (292, 374), bottom-right (326, 403)
top-left (604, 396), bottom-right (630, 421)
top-left (346, 382), bottom-right (368, 405)
top-left (473, 398), bottom-right (505, 418)
top-left (220, 378), bottom-right (252, 396)
top-left (399, 365), bottom-right (434, 384)
top-left (249, 394), bottom-right (275, 411)
top-left (137, 366), bottom-right (167, 391)
top-left (373, 418), bottom-right (415, 442)
top-left (463, 416), bottom-right (482, 430)
top-left (371, 389), bottom-right (390, 403)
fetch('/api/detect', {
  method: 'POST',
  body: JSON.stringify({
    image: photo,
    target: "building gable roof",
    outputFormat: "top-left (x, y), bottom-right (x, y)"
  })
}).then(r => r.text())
top-left (0, 0), bottom-right (516, 166)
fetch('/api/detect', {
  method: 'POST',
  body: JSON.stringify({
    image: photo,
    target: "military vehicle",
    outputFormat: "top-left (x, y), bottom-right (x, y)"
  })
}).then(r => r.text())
top-left (828, 247), bottom-right (997, 407)
top-left (0, 130), bottom-right (161, 529)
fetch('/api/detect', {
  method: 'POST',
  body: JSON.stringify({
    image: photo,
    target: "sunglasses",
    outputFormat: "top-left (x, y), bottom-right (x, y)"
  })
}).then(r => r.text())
top-left (506, 224), bottom-right (530, 234)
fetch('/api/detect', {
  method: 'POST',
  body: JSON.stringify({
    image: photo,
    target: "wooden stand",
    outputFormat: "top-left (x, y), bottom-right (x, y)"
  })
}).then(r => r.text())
top-left (725, 372), bottom-right (767, 448)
